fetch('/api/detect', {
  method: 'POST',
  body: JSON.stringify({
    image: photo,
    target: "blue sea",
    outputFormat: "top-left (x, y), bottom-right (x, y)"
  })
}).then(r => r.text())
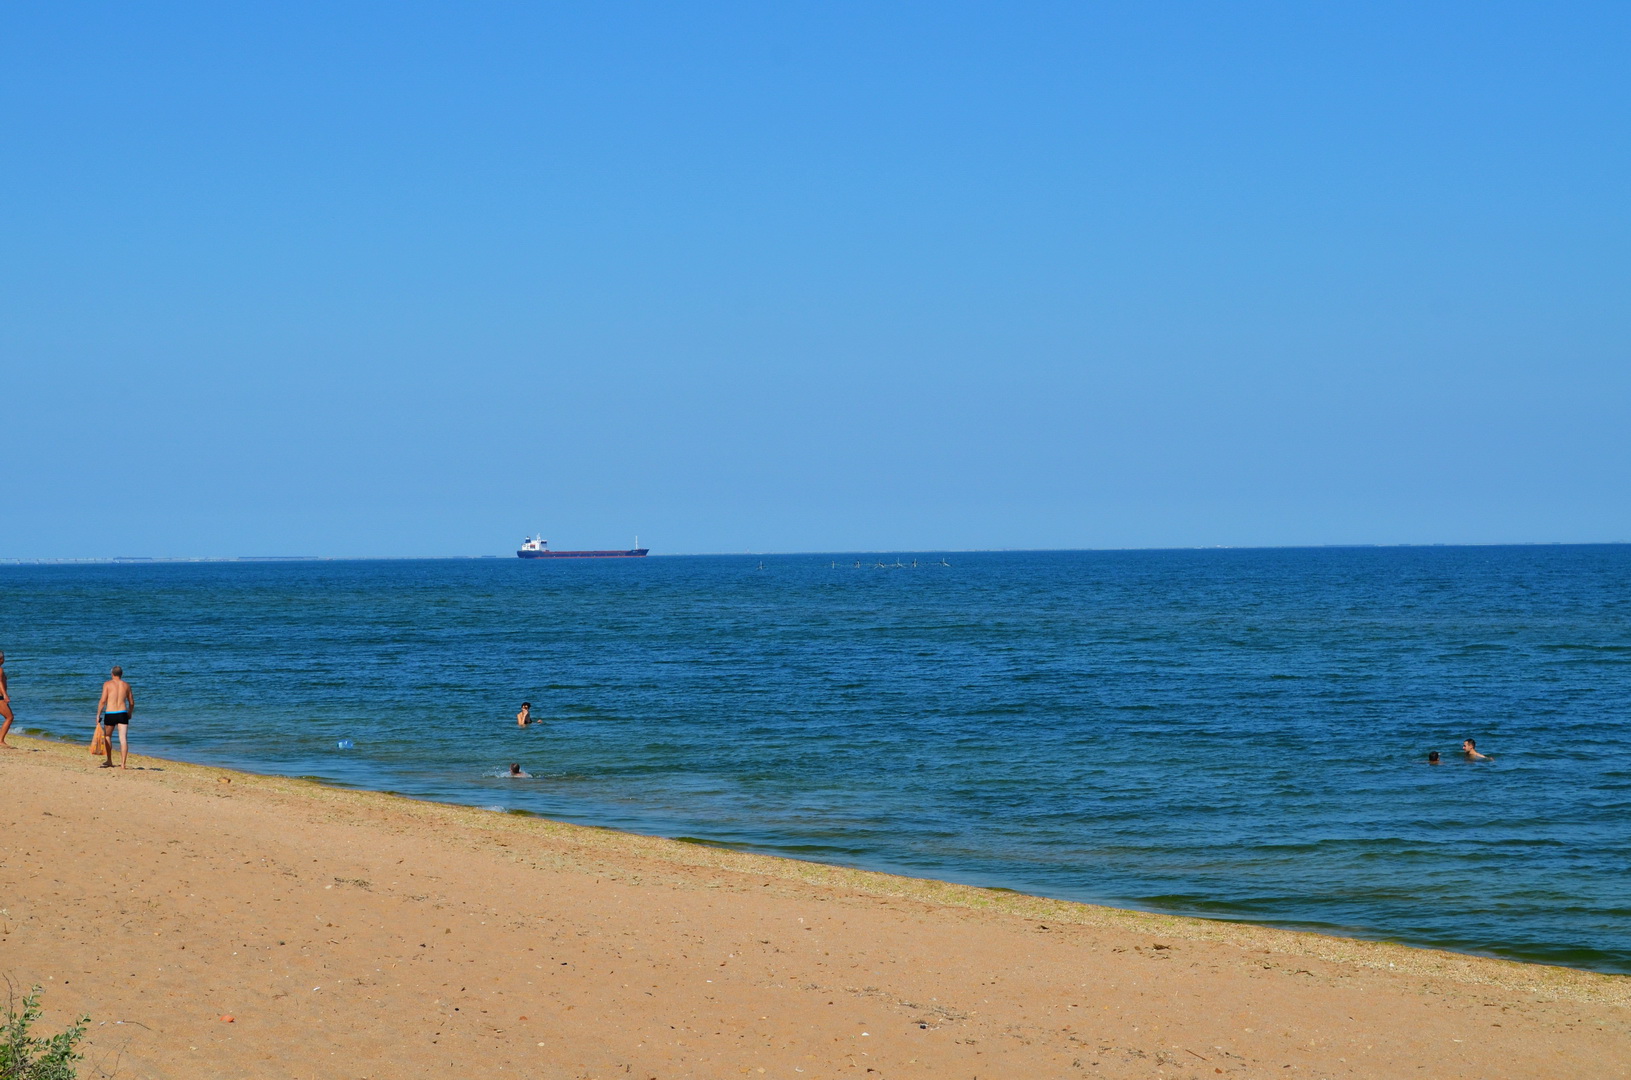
top-left (5, 547), bottom-right (1630, 973)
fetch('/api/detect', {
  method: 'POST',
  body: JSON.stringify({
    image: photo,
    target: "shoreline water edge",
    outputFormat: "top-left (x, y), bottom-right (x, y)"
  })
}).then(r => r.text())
top-left (8, 733), bottom-right (1627, 990)
top-left (10, 728), bottom-right (1621, 983)
top-left (3, 734), bottom-right (1626, 1079)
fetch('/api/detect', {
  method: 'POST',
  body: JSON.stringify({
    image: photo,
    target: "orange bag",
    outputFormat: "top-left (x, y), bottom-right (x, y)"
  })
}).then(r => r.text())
top-left (90, 723), bottom-right (107, 756)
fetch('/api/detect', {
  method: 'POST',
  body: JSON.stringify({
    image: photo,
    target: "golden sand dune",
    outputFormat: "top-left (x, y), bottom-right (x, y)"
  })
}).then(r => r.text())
top-left (1, 737), bottom-right (1625, 1079)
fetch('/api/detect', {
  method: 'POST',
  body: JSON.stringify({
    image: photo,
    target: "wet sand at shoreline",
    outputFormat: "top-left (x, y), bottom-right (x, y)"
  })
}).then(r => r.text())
top-left (2, 737), bottom-right (1626, 1079)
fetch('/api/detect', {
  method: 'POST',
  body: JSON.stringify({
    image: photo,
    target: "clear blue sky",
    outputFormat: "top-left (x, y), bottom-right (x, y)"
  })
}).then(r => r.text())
top-left (4, 2), bottom-right (1628, 557)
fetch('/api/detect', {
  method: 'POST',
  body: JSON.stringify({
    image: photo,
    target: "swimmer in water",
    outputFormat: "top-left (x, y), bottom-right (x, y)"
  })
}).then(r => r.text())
top-left (507, 763), bottom-right (530, 778)
top-left (516, 702), bottom-right (532, 727)
top-left (1427, 751), bottom-right (1441, 764)
top-left (1461, 738), bottom-right (1491, 761)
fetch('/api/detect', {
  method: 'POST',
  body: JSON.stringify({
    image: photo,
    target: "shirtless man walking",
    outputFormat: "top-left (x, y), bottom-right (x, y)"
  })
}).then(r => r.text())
top-left (97, 665), bottom-right (135, 769)
top-left (0, 652), bottom-right (14, 748)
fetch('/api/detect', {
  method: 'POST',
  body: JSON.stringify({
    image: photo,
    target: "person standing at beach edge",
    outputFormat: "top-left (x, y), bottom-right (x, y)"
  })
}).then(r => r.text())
top-left (0, 652), bottom-right (14, 749)
top-left (97, 665), bottom-right (135, 769)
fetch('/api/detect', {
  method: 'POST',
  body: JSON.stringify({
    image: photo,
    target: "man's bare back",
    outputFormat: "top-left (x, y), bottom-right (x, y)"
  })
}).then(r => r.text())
top-left (99, 677), bottom-right (132, 715)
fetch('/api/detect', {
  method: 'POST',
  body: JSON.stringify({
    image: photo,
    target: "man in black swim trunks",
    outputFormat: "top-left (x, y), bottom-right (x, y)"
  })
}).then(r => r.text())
top-left (97, 665), bottom-right (135, 769)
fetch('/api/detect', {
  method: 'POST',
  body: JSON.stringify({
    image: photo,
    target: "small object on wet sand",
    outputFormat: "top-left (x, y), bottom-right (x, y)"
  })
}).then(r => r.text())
top-left (218, 776), bottom-right (231, 784)
top-left (219, 1015), bottom-right (234, 1023)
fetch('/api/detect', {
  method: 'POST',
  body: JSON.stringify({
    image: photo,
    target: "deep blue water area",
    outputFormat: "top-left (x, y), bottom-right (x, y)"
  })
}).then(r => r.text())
top-left (5, 547), bottom-right (1630, 972)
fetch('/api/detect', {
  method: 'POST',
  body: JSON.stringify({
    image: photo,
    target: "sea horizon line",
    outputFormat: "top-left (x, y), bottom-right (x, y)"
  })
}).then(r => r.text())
top-left (3, 539), bottom-right (1630, 565)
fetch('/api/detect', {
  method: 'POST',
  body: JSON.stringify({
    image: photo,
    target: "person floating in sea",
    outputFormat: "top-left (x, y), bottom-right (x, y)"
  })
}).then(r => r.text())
top-left (1461, 738), bottom-right (1491, 761)
top-left (507, 763), bottom-right (530, 778)
top-left (516, 701), bottom-right (533, 727)
top-left (0, 651), bottom-right (14, 749)
top-left (1427, 751), bottom-right (1441, 764)
top-left (97, 665), bottom-right (135, 769)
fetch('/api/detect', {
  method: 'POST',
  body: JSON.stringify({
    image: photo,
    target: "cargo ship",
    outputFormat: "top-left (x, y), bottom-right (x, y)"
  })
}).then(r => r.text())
top-left (517, 535), bottom-right (649, 559)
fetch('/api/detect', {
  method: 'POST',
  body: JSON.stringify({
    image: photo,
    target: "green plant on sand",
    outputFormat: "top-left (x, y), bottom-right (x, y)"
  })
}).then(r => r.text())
top-left (0, 985), bottom-right (89, 1080)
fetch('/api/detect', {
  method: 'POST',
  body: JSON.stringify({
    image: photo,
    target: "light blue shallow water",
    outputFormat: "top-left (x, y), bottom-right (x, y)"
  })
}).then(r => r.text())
top-left (5, 547), bottom-right (1630, 972)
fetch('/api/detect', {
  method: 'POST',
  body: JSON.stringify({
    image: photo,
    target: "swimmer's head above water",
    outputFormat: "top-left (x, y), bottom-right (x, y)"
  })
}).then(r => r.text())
top-left (1427, 751), bottom-right (1441, 764)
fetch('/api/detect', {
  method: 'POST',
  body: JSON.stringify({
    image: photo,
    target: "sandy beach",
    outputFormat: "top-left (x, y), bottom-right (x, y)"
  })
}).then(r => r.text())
top-left (1, 737), bottom-right (1626, 1080)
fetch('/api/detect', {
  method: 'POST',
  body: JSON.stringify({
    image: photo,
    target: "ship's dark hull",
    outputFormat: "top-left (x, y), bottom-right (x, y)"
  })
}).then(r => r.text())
top-left (517, 549), bottom-right (649, 559)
